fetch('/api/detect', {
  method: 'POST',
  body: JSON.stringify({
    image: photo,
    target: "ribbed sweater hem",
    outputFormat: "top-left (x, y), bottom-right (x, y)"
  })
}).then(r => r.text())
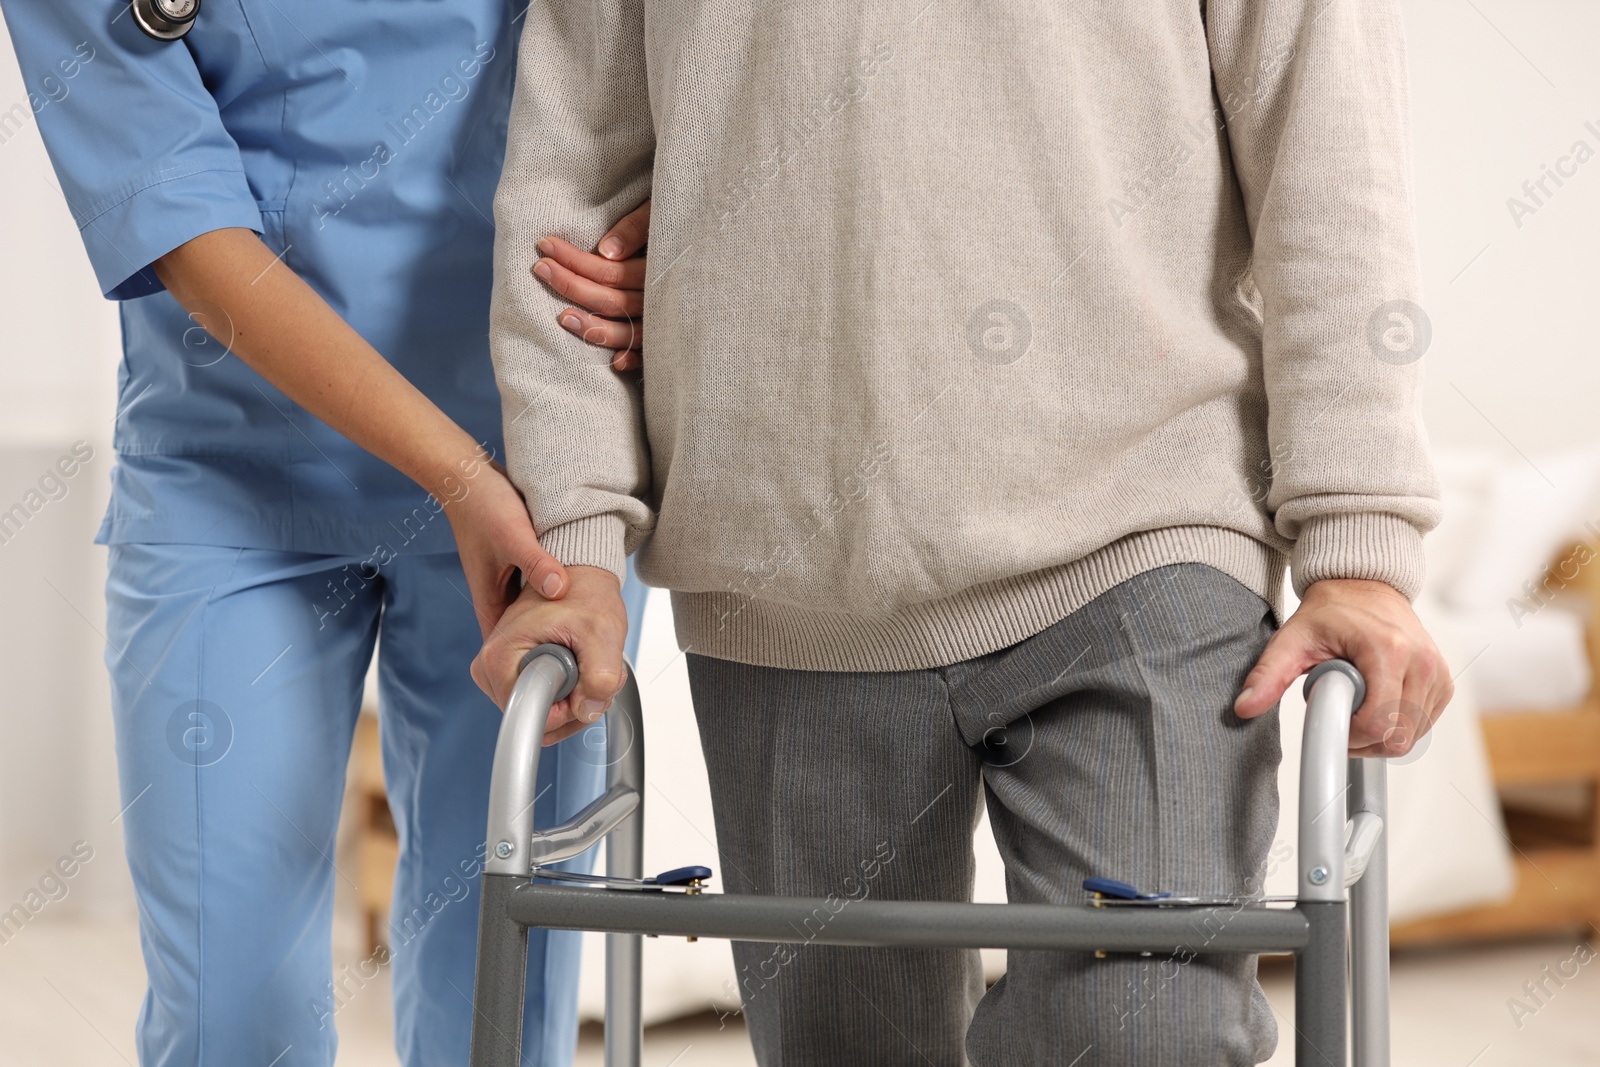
top-left (670, 526), bottom-right (1287, 672)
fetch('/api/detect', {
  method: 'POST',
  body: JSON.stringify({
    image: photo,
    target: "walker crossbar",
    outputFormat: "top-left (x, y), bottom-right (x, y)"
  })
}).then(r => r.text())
top-left (468, 652), bottom-right (1388, 1067)
top-left (505, 886), bottom-right (1312, 952)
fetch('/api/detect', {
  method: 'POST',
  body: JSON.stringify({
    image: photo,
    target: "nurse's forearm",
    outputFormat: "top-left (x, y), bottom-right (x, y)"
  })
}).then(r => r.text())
top-left (152, 227), bottom-right (481, 502)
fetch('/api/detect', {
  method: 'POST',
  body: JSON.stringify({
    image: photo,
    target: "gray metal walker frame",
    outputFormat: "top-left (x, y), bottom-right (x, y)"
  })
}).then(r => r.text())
top-left (468, 649), bottom-right (1390, 1067)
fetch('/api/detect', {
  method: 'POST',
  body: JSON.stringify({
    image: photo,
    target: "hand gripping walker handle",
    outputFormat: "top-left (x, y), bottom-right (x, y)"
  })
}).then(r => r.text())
top-left (472, 642), bottom-right (646, 1067)
top-left (1298, 658), bottom-right (1390, 1067)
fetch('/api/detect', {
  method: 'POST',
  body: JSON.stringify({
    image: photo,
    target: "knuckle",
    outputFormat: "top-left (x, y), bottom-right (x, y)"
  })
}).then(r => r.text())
top-left (616, 217), bottom-right (644, 245)
top-left (586, 666), bottom-right (623, 690)
top-left (486, 651), bottom-right (516, 682)
top-left (580, 324), bottom-right (611, 346)
top-left (547, 269), bottom-right (576, 299)
top-left (582, 659), bottom-right (617, 684)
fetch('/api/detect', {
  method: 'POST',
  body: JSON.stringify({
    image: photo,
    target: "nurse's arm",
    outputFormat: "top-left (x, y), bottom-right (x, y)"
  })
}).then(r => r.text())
top-left (151, 226), bottom-right (568, 633)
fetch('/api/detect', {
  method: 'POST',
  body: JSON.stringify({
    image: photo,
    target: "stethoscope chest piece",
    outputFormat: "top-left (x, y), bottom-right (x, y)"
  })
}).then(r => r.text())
top-left (131, 0), bottom-right (201, 41)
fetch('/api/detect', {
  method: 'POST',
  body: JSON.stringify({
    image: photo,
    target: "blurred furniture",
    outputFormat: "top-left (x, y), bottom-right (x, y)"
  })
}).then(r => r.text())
top-left (1392, 536), bottom-right (1600, 946)
top-left (351, 712), bottom-right (397, 953)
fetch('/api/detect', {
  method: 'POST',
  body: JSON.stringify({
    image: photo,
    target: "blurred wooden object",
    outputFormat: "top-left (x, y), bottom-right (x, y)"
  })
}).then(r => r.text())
top-left (1392, 539), bottom-right (1600, 946)
top-left (351, 713), bottom-right (397, 954)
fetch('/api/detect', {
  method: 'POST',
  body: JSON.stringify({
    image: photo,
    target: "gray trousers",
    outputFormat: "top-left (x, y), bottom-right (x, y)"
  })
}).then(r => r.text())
top-left (685, 564), bottom-right (1282, 1066)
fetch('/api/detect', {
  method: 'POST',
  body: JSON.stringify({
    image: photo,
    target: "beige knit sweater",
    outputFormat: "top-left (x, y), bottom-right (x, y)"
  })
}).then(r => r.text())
top-left (490, 0), bottom-right (1441, 672)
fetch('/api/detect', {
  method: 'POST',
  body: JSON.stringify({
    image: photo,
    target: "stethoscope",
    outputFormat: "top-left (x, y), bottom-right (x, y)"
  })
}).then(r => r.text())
top-left (131, 0), bottom-right (200, 41)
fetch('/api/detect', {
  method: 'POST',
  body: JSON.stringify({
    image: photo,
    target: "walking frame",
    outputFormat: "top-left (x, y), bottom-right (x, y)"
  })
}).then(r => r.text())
top-left (469, 647), bottom-right (1389, 1067)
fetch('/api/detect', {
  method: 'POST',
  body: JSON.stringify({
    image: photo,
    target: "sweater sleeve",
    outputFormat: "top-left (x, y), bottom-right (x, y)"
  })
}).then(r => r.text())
top-left (1205, 0), bottom-right (1441, 600)
top-left (489, 0), bottom-right (655, 587)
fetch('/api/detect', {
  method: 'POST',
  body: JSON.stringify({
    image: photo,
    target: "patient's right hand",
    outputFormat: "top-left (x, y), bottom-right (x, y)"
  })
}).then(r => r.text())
top-left (470, 565), bottom-right (630, 744)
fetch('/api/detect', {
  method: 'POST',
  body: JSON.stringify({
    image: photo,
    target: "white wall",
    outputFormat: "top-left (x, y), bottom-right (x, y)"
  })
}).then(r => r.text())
top-left (1405, 0), bottom-right (1600, 453)
top-left (0, 2), bottom-right (1595, 916)
top-left (0, 6), bottom-right (124, 917)
top-left (0, 8), bottom-right (119, 440)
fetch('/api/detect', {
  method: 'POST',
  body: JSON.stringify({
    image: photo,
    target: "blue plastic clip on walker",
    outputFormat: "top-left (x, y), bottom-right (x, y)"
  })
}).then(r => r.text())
top-left (1083, 877), bottom-right (1171, 902)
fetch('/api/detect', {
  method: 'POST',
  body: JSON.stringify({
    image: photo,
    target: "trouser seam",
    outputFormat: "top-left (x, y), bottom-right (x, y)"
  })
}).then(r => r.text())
top-left (191, 546), bottom-right (243, 1066)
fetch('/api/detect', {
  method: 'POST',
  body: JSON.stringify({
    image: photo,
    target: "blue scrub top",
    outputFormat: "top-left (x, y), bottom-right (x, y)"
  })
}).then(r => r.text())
top-left (1, 0), bottom-right (529, 556)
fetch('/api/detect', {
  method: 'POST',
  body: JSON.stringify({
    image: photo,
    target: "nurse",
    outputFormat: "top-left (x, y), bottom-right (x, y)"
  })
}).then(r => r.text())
top-left (0, 2), bottom-right (651, 1064)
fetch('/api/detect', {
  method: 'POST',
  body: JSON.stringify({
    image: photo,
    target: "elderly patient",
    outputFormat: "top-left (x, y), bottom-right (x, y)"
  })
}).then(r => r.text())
top-left (466, 1), bottom-right (1452, 1063)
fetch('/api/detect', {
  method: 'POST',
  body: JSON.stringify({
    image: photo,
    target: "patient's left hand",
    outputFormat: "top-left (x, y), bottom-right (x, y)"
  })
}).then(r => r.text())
top-left (534, 199), bottom-right (650, 371)
top-left (1233, 578), bottom-right (1453, 757)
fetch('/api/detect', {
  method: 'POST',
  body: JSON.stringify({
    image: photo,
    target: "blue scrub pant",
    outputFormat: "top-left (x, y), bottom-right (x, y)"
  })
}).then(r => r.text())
top-left (104, 543), bottom-right (649, 1067)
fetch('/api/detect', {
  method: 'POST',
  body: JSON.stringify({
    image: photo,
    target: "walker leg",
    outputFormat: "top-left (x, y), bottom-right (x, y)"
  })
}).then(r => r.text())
top-left (603, 673), bottom-right (646, 1067)
top-left (605, 929), bottom-right (643, 1067)
top-left (1349, 758), bottom-right (1390, 1067)
top-left (468, 873), bottom-right (532, 1067)
top-left (1296, 900), bottom-right (1347, 1067)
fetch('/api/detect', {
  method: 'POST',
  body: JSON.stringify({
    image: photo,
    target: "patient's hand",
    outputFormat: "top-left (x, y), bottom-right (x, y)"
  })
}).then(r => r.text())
top-left (1233, 578), bottom-right (1453, 758)
top-left (534, 199), bottom-right (649, 371)
top-left (470, 565), bottom-right (630, 744)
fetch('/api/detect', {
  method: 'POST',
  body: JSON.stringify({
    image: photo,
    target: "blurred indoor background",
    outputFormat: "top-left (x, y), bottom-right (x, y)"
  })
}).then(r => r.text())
top-left (2, 1), bottom-right (1599, 1064)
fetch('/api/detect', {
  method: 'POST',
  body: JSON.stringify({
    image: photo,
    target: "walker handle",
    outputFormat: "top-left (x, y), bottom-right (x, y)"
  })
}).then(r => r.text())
top-left (1297, 659), bottom-right (1367, 902)
top-left (476, 643), bottom-right (646, 1067)
top-left (1298, 658), bottom-right (1389, 1067)
top-left (484, 644), bottom-right (641, 877)
top-left (525, 643), bottom-right (580, 701)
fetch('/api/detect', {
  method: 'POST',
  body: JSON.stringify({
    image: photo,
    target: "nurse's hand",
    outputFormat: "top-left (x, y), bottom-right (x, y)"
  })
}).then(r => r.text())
top-left (535, 200), bottom-right (650, 371)
top-left (470, 566), bottom-right (630, 744)
top-left (446, 459), bottom-right (572, 639)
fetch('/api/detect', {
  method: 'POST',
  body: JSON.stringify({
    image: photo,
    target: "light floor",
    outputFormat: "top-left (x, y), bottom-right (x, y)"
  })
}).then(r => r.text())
top-left (2, 916), bottom-right (1594, 1066)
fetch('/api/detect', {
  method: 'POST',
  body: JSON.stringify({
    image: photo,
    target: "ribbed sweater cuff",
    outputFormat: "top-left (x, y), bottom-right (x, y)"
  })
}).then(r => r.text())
top-left (540, 514), bottom-right (628, 588)
top-left (1291, 512), bottom-right (1426, 601)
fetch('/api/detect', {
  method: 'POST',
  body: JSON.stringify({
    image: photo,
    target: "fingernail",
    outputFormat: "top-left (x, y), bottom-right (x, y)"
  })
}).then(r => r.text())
top-left (599, 237), bottom-right (624, 259)
top-left (1234, 687), bottom-right (1253, 711)
top-left (559, 314), bottom-right (582, 332)
top-left (533, 260), bottom-right (552, 281)
top-left (537, 238), bottom-right (553, 255)
top-left (580, 699), bottom-right (607, 722)
top-left (541, 573), bottom-right (562, 598)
